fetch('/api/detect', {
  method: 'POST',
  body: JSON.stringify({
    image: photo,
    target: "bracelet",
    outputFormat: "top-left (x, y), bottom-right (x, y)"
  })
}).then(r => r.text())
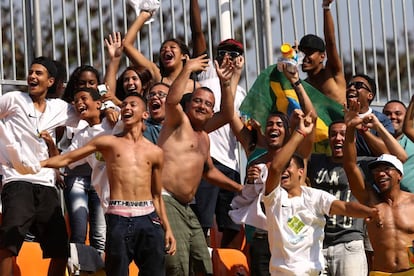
top-left (292, 79), bottom-right (301, 88)
top-left (222, 81), bottom-right (231, 87)
top-left (295, 128), bottom-right (307, 138)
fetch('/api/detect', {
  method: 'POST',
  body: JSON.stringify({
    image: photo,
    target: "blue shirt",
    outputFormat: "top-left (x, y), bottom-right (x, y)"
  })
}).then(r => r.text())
top-left (143, 118), bottom-right (162, 144)
top-left (399, 134), bottom-right (414, 193)
top-left (356, 109), bottom-right (394, 156)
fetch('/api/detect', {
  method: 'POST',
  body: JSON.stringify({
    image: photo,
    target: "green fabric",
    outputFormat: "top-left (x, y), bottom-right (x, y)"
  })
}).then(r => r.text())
top-left (240, 65), bottom-right (344, 153)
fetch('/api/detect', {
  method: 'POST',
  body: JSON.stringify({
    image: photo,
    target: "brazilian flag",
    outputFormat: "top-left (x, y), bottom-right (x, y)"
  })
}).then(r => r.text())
top-left (240, 64), bottom-right (344, 154)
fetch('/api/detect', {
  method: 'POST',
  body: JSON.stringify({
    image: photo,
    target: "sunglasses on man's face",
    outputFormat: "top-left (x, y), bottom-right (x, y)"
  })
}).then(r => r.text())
top-left (347, 81), bottom-right (372, 93)
top-left (217, 50), bottom-right (241, 59)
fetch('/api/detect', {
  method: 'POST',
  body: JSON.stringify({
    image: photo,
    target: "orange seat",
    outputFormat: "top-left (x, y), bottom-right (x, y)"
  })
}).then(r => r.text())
top-left (210, 220), bottom-right (247, 251)
top-left (14, 242), bottom-right (51, 276)
top-left (129, 262), bottom-right (139, 274)
top-left (212, 248), bottom-right (250, 276)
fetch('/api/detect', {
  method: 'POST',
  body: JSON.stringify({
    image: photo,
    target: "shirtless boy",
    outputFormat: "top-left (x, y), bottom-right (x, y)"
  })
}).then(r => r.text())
top-left (157, 54), bottom-right (242, 275)
top-left (41, 93), bottom-right (176, 276)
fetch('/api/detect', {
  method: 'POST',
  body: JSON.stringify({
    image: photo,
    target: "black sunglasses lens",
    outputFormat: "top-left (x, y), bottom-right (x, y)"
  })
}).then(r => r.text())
top-left (218, 50), bottom-right (240, 58)
top-left (229, 52), bottom-right (240, 58)
top-left (347, 82), bottom-right (363, 89)
top-left (354, 82), bottom-right (363, 89)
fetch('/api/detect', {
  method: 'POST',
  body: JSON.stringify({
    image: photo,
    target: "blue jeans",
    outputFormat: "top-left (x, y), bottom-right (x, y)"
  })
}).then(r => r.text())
top-left (105, 212), bottom-right (165, 276)
top-left (322, 239), bottom-right (367, 276)
top-left (64, 175), bottom-right (106, 252)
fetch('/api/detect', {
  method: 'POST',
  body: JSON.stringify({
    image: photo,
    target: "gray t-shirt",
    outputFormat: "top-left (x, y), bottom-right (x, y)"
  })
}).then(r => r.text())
top-left (308, 154), bottom-right (375, 247)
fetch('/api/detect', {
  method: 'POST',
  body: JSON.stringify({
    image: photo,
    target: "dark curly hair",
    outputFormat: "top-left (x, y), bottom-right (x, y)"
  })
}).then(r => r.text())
top-left (62, 65), bottom-right (101, 103)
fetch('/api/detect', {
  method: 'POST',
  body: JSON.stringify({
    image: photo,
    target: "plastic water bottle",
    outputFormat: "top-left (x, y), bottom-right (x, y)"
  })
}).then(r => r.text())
top-left (277, 43), bottom-right (302, 73)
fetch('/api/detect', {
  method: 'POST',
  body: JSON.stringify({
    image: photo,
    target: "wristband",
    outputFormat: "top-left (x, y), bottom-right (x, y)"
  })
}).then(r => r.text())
top-left (292, 79), bottom-right (301, 88)
top-left (322, 3), bottom-right (331, 9)
top-left (359, 125), bottom-right (369, 133)
top-left (358, 126), bottom-right (369, 134)
top-left (295, 128), bottom-right (307, 138)
top-left (222, 80), bottom-right (231, 87)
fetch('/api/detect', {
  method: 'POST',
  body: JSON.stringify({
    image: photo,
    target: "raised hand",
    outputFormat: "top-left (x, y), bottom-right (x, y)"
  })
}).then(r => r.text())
top-left (233, 55), bottom-right (244, 76)
top-left (343, 100), bottom-right (363, 129)
top-left (297, 111), bottom-right (314, 136)
top-left (280, 62), bottom-right (299, 82)
top-left (184, 54), bottom-right (209, 73)
top-left (215, 55), bottom-right (235, 83)
top-left (105, 32), bottom-right (123, 60)
top-left (289, 109), bottom-right (305, 131)
top-left (323, 0), bottom-right (334, 6)
top-left (361, 112), bottom-right (380, 131)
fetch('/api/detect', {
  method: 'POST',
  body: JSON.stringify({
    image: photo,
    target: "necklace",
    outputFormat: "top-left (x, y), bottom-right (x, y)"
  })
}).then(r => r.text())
top-left (29, 103), bottom-right (42, 138)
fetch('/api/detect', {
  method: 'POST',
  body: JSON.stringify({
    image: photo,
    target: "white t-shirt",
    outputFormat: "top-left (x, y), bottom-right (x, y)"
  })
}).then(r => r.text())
top-left (0, 91), bottom-right (79, 187)
top-left (64, 118), bottom-right (113, 210)
top-left (199, 61), bottom-right (246, 171)
top-left (263, 185), bottom-right (336, 276)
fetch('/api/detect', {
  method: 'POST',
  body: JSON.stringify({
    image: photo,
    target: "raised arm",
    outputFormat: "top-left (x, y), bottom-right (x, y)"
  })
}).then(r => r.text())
top-left (323, 0), bottom-right (346, 104)
top-left (230, 115), bottom-right (264, 157)
top-left (190, 0), bottom-right (207, 57)
top-left (403, 95), bottom-right (414, 141)
top-left (281, 63), bottom-right (317, 160)
top-left (103, 32), bottom-right (123, 106)
top-left (123, 11), bottom-right (161, 82)
top-left (265, 112), bottom-right (314, 195)
top-left (163, 55), bottom-right (209, 128)
top-left (364, 112), bottom-right (407, 162)
top-left (204, 57), bottom-right (235, 133)
top-left (343, 101), bottom-right (369, 203)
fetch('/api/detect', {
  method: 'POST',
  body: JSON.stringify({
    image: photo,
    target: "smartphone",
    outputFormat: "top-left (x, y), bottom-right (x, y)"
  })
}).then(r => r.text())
top-left (97, 84), bottom-right (107, 96)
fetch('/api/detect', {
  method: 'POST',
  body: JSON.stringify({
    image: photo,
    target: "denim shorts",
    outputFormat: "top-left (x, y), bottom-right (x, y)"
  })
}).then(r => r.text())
top-left (104, 211), bottom-right (165, 276)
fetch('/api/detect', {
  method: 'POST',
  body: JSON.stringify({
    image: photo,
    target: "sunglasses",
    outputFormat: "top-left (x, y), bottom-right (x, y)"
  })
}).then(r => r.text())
top-left (347, 81), bottom-right (372, 92)
top-left (217, 50), bottom-right (241, 59)
top-left (146, 91), bottom-right (168, 100)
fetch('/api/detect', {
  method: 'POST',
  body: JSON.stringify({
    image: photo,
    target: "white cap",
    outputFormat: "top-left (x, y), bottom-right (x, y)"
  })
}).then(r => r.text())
top-left (368, 154), bottom-right (404, 176)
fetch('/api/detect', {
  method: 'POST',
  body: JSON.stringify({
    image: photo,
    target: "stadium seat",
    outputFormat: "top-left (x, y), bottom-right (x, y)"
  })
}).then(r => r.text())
top-left (212, 248), bottom-right (249, 276)
top-left (14, 242), bottom-right (51, 276)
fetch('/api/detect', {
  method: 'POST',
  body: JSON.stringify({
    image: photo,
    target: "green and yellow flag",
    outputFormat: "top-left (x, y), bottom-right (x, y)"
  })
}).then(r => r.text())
top-left (240, 64), bottom-right (344, 153)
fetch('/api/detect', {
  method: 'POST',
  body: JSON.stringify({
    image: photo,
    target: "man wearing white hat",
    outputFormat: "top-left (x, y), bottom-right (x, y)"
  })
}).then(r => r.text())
top-left (344, 100), bottom-right (414, 275)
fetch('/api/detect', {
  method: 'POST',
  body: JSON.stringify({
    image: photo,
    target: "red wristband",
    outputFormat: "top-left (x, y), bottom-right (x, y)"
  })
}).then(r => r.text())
top-left (295, 128), bottom-right (307, 138)
top-left (358, 126), bottom-right (369, 134)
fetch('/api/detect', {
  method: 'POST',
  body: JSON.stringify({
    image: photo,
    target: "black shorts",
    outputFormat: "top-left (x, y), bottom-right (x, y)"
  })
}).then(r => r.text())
top-left (0, 181), bottom-right (69, 258)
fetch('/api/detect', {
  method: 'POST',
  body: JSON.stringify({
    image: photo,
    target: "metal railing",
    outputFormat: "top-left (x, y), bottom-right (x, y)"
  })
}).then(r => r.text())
top-left (1, 0), bottom-right (413, 107)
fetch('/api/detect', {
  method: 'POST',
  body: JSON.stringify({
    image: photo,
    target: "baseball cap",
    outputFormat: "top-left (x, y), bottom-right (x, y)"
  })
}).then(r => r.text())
top-left (217, 38), bottom-right (244, 54)
top-left (298, 34), bottom-right (326, 52)
top-left (31, 56), bottom-right (58, 78)
top-left (368, 154), bottom-right (404, 176)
